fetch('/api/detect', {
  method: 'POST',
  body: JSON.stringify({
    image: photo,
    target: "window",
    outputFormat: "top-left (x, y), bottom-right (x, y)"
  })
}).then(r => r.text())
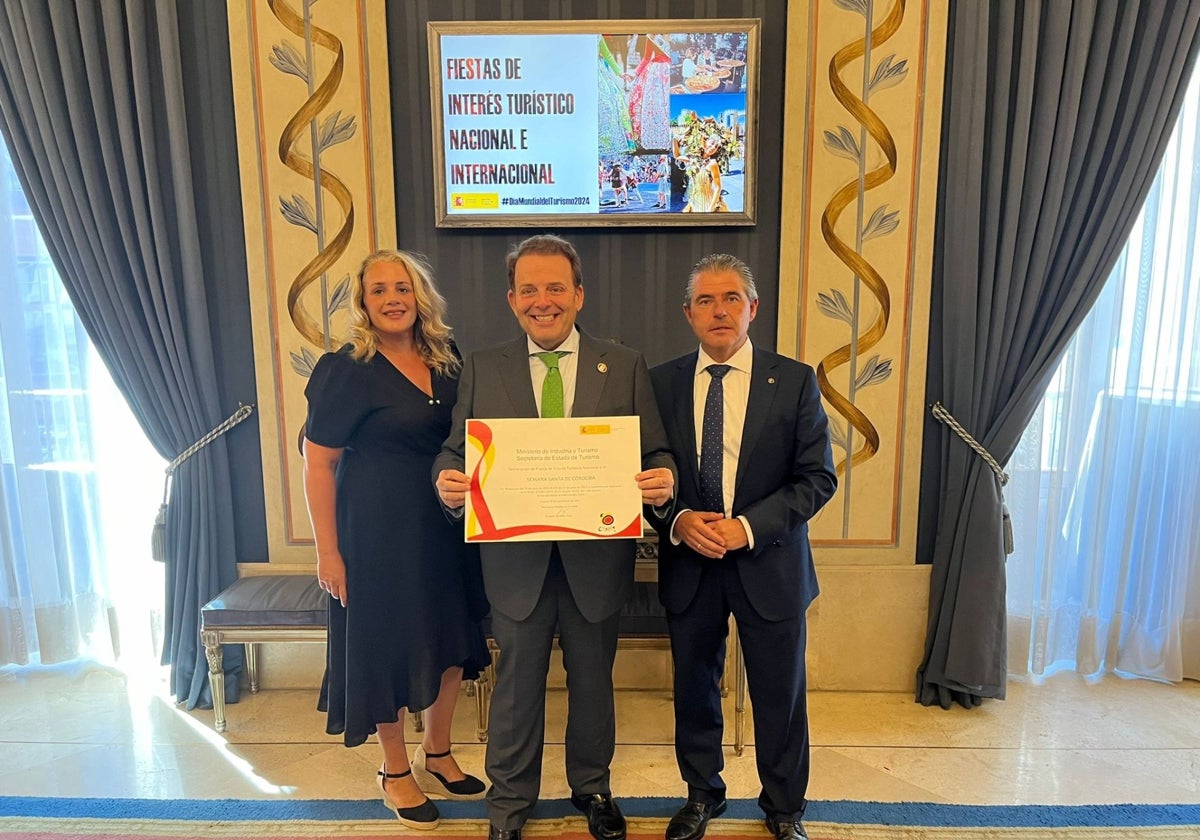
top-left (1005, 69), bottom-right (1200, 683)
top-left (0, 137), bottom-right (165, 667)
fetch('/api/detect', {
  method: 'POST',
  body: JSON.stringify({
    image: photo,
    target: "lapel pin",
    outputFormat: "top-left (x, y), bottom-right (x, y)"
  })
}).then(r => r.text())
top-left (768, 377), bottom-right (776, 384)
top-left (597, 362), bottom-right (608, 373)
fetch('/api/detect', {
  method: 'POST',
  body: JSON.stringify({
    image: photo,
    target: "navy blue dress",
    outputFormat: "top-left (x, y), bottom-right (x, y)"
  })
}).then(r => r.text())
top-left (305, 348), bottom-right (488, 747)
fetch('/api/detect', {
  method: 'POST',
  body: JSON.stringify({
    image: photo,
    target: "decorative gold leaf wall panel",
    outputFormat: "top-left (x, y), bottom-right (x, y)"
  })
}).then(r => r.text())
top-left (779, 0), bottom-right (946, 558)
top-left (228, 0), bottom-right (396, 562)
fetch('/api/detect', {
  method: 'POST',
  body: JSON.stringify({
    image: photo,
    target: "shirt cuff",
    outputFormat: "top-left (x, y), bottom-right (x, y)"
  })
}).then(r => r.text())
top-left (669, 509), bottom-right (692, 545)
top-left (737, 515), bottom-right (755, 550)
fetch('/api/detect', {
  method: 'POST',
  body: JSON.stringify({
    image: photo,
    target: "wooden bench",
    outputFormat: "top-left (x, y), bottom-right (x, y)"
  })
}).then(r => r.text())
top-left (200, 574), bottom-right (328, 732)
top-left (200, 556), bottom-right (746, 752)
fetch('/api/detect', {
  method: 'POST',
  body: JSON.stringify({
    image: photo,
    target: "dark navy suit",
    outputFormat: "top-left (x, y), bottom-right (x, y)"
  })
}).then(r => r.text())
top-left (650, 345), bottom-right (836, 821)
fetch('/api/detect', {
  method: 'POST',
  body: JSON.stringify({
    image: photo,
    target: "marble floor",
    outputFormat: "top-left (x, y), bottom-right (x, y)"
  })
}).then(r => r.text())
top-left (0, 660), bottom-right (1198, 806)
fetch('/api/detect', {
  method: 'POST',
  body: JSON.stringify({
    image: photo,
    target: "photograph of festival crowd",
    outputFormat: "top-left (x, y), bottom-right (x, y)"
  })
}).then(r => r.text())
top-left (598, 31), bottom-right (748, 214)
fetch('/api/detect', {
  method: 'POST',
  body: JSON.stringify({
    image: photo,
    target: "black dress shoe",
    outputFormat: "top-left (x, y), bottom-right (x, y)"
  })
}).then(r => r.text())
top-left (488, 825), bottom-right (521, 840)
top-left (666, 799), bottom-right (727, 840)
top-left (764, 816), bottom-right (808, 840)
top-left (571, 792), bottom-right (627, 840)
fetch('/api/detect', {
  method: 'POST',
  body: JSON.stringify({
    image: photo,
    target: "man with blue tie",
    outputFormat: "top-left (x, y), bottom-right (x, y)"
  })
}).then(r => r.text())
top-left (434, 234), bottom-right (676, 840)
top-left (650, 254), bottom-right (837, 840)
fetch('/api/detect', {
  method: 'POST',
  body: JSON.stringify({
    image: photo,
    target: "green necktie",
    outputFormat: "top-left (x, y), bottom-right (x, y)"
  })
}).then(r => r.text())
top-left (537, 351), bottom-right (568, 418)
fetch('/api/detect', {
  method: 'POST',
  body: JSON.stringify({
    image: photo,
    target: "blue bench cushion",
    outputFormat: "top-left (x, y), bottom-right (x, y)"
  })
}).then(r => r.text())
top-left (201, 575), bottom-right (326, 628)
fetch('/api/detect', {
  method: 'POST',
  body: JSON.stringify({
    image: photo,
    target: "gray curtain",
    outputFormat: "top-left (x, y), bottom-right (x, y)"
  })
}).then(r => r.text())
top-left (0, 1), bottom-right (242, 707)
top-left (919, 0), bottom-right (1200, 708)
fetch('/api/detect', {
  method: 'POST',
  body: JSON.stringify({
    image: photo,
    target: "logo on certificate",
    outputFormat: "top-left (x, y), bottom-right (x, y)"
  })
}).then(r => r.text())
top-left (598, 513), bottom-right (617, 534)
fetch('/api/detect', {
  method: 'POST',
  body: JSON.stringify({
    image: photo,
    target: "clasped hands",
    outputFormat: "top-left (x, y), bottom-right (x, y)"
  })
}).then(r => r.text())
top-left (435, 467), bottom-right (674, 508)
top-left (672, 510), bottom-right (748, 559)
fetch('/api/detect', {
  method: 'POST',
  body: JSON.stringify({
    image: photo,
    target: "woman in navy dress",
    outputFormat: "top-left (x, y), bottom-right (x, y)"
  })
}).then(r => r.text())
top-left (304, 250), bottom-right (489, 829)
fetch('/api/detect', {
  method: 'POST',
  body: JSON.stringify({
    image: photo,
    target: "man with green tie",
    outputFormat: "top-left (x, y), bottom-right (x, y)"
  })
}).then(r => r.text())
top-left (434, 234), bottom-right (676, 840)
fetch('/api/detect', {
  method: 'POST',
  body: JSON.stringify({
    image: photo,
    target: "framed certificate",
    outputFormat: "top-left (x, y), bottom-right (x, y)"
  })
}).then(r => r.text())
top-left (464, 416), bottom-right (643, 542)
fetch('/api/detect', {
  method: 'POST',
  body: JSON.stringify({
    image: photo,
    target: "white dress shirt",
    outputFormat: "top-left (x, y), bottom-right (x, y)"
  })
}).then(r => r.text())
top-left (671, 338), bottom-right (756, 548)
top-left (526, 327), bottom-right (580, 417)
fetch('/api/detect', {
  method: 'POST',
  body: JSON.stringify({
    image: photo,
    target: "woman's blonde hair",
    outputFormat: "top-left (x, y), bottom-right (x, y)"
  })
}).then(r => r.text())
top-left (345, 249), bottom-right (460, 375)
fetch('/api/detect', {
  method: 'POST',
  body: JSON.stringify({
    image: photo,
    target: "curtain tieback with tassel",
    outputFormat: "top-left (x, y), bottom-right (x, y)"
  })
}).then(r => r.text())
top-left (152, 403), bottom-right (255, 563)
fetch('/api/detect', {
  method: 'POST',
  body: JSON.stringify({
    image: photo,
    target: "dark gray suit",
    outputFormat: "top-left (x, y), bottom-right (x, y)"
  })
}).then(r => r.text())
top-left (434, 329), bottom-right (675, 829)
top-left (650, 346), bottom-right (837, 821)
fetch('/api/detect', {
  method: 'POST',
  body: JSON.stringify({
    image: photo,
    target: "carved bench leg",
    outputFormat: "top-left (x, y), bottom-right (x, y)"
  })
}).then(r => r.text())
top-left (476, 644), bottom-right (502, 743)
top-left (412, 710), bottom-right (424, 732)
top-left (720, 618), bottom-right (731, 698)
top-left (732, 622), bottom-right (746, 756)
top-left (244, 643), bottom-right (260, 693)
top-left (201, 630), bottom-right (227, 733)
top-left (474, 672), bottom-right (490, 743)
top-left (476, 645), bottom-right (499, 743)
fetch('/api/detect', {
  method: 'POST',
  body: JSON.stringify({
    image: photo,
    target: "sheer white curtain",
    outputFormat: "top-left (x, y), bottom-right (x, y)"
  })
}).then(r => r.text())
top-left (0, 134), bottom-right (164, 667)
top-left (1006, 70), bottom-right (1200, 684)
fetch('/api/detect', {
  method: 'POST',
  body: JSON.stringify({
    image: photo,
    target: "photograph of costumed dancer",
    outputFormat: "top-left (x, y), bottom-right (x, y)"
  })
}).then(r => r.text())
top-left (671, 99), bottom-right (746, 213)
top-left (598, 35), bottom-right (635, 157)
top-left (627, 33), bottom-right (672, 152)
top-left (597, 34), bottom-right (640, 213)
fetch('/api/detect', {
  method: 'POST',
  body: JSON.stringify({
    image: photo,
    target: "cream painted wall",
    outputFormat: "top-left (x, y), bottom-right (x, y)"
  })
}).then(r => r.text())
top-left (776, 0), bottom-right (946, 688)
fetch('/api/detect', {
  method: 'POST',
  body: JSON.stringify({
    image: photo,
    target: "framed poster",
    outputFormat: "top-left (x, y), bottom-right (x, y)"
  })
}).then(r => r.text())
top-left (428, 19), bottom-right (760, 227)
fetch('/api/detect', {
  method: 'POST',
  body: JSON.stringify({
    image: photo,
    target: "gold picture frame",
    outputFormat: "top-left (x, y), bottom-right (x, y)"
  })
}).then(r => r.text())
top-left (427, 18), bottom-right (760, 228)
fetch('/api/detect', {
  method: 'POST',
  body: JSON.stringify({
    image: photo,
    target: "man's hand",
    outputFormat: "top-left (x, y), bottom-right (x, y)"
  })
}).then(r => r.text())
top-left (635, 467), bottom-right (675, 507)
top-left (709, 517), bottom-right (749, 552)
top-left (436, 469), bottom-right (471, 509)
top-left (672, 510), bottom-right (727, 558)
top-left (317, 552), bottom-right (348, 607)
